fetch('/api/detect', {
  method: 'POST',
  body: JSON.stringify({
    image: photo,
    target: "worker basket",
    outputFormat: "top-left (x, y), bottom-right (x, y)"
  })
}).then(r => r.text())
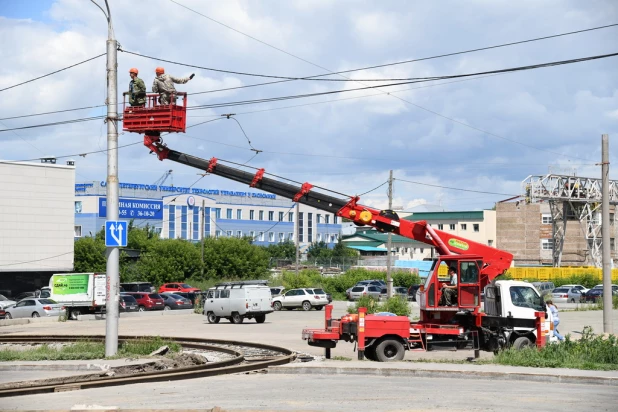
top-left (122, 92), bottom-right (187, 134)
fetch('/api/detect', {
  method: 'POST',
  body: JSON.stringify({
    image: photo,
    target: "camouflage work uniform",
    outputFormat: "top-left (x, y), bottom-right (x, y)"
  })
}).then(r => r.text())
top-left (128, 77), bottom-right (146, 106)
top-left (152, 74), bottom-right (190, 105)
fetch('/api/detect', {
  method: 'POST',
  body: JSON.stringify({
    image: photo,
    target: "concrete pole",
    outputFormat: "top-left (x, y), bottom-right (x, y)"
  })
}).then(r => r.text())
top-left (601, 134), bottom-right (613, 334)
top-left (295, 202), bottom-right (300, 275)
top-left (201, 199), bottom-right (205, 277)
top-left (104, 0), bottom-right (119, 357)
top-left (386, 170), bottom-right (393, 298)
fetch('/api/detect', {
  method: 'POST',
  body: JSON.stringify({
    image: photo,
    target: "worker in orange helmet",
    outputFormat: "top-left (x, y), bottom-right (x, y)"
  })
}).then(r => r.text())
top-left (152, 67), bottom-right (194, 105)
top-left (128, 68), bottom-right (146, 107)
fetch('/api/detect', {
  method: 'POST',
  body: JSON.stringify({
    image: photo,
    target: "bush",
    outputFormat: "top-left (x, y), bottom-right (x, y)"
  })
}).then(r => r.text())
top-left (347, 295), bottom-right (411, 317)
top-left (347, 295), bottom-right (379, 314)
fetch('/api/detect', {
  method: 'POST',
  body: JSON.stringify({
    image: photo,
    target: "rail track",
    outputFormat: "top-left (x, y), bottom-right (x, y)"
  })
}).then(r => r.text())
top-left (0, 335), bottom-right (294, 398)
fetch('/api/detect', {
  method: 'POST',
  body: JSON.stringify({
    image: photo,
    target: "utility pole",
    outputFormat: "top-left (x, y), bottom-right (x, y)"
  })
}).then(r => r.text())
top-left (201, 199), bottom-right (205, 277)
top-left (386, 170), bottom-right (393, 298)
top-left (601, 134), bottom-right (613, 334)
top-left (96, 0), bottom-right (119, 357)
top-left (295, 202), bottom-right (300, 275)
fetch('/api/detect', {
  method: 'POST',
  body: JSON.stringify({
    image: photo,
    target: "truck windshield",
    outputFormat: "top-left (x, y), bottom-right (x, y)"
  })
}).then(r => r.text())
top-left (509, 286), bottom-right (544, 311)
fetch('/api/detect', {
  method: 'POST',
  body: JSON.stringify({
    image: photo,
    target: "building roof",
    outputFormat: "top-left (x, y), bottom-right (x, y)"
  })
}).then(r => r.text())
top-left (343, 230), bottom-right (431, 248)
top-left (403, 211), bottom-right (486, 221)
top-left (348, 246), bottom-right (388, 252)
top-left (343, 241), bottom-right (382, 248)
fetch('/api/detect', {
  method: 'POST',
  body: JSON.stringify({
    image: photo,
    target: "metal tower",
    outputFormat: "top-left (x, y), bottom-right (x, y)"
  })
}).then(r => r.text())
top-left (522, 174), bottom-right (618, 267)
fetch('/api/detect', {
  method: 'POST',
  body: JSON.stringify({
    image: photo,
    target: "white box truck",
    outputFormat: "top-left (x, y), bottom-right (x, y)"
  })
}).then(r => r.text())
top-left (48, 273), bottom-right (107, 320)
top-left (204, 280), bottom-right (273, 324)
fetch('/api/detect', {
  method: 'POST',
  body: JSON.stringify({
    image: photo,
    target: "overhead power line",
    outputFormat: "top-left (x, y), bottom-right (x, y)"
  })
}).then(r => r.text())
top-left (0, 116), bottom-right (106, 133)
top-left (0, 54), bottom-right (106, 93)
top-left (395, 178), bottom-right (517, 196)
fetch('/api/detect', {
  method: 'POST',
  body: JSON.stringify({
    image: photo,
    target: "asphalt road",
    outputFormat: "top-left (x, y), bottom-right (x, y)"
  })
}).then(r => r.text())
top-left (2, 372), bottom-right (616, 411)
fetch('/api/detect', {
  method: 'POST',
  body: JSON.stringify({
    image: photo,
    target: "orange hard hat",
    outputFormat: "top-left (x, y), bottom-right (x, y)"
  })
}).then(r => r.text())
top-left (129, 68), bottom-right (139, 74)
top-left (155, 67), bottom-right (165, 74)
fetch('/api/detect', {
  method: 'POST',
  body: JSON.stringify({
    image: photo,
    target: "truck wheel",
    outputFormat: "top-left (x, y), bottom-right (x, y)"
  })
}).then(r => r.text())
top-left (273, 302), bottom-right (282, 311)
top-left (375, 339), bottom-right (405, 362)
top-left (364, 346), bottom-right (377, 361)
top-left (255, 314), bottom-right (266, 324)
top-left (302, 301), bottom-right (312, 311)
top-left (207, 312), bottom-right (220, 324)
top-left (69, 309), bottom-right (81, 320)
top-left (230, 313), bottom-right (244, 324)
top-left (512, 336), bottom-right (532, 350)
top-left (32, 312), bottom-right (40, 318)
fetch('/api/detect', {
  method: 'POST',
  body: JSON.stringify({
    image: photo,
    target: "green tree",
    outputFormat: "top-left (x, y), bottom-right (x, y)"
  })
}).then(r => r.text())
top-left (307, 241), bottom-right (333, 259)
top-left (203, 237), bottom-right (269, 279)
top-left (73, 236), bottom-right (106, 272)
top-left (262, 240), bottom-right (296, 259)
top-left (332, 238), bottom-right (358, 257)
top-left (134, 239), bottom-right (203, 285)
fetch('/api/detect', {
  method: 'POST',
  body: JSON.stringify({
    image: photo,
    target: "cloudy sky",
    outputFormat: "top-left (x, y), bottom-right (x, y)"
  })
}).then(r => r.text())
top-left (1, 0), bottom-right (617, 212)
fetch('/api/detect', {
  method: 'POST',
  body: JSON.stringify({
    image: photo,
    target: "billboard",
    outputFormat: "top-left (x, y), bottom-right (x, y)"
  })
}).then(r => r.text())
top-left (98, 197), bottom-right (163, 220)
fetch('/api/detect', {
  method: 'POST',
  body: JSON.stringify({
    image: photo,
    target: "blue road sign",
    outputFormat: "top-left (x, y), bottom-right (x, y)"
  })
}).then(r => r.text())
top-left (105, 221), bottom-right (128, 247)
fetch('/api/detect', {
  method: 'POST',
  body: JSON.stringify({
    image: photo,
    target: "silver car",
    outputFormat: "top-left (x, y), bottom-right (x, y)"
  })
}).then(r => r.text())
top-left (347, 285), bottom-right (381, 301)
top-left (0, 294), bottom-right (16, 309)
top-left (5, 298), bottom-right (64, 319)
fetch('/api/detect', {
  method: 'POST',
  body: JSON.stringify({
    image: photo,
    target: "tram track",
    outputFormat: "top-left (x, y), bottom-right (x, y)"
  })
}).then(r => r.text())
top-left (0, 335), bottom-right (295, 397)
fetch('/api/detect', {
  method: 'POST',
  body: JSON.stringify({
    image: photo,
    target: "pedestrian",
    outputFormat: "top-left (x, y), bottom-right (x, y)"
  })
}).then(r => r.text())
top-left (152, 67), bottom-right (194, 105)
top-left (546, 299), bottom-right (565, 341)
top-left (128, 68), bottom-right (146, 107)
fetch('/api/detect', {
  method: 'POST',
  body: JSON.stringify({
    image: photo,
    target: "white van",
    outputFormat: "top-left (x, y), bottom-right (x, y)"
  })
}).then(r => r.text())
top-left (204, 280), bottom-right (273, 324)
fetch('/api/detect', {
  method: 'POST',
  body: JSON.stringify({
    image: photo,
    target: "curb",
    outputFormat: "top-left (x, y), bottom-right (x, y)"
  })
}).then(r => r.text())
top-left (268, 365), bottom-right (618, 387)
top-left (77, 309), bottom-right (196, 321)
top-left (0, 318), bottom-right (58, 327)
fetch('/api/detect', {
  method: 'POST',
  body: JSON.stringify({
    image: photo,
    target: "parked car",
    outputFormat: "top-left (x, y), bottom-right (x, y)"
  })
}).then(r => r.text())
top-left (345, 280), bottom-right (386, 299)
top-left (204, 281), bottom-right (273, 323)
top-left (270, 286), bottom-right (286, 296)
top-left (12, 292), bottom-right (36, 301)
top-left (160, 293), bottom-right (193, 310)
top-left (0, 294), bottom-right (16, 309)
top-left (407, 285), bottom-right (422, 302)
top-left (120, 282), bottom-right (155, 293)
top-left (582, 284), bottom-right (618, 303)
top-left (532, 281), bottom-right (555, 297)
top-left (0, 308), bottom-right (6, 320)
top-left (158, 283), bottom-right (200, 293)
top-left (4, 298), bottom-right (64, 319)
top-left (379, 287), bottom-right (408, 300)
top-left (550, 287), bottom-right (582, 304)
top-left (126, 292), bottom-right (165, 311)
top-left (561, 284), bottom-right (589, 294)
top-left (173, 291), bottom-right (201, 305)
top-left (308, 288), bottom-right (332, 303)
top-left (347, 285), bottom-right (382, 301)
top-left (272, 288), bottom-right (329, 311)
top-left (119, 295), bottom-right (139, 312)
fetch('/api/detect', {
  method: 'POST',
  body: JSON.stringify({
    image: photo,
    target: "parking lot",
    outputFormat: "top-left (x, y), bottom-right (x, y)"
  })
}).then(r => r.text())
top-left (3, 301), bottom-right (617, 362)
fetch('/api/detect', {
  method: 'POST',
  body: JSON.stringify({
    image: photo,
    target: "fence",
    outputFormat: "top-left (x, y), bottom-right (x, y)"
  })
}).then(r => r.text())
top-left (507, 267), bottom-right (618, 282)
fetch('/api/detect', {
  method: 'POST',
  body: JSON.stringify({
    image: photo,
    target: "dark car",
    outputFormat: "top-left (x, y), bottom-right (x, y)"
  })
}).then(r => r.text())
top-left (160, 293), bottom-right (193, 310)
top-left (120, 282), bottom-right (155, 293)
top-left (12, 292), bottom-right (36, 301)
top-left (582, 285), bottom-right (618, 303)
top-left (173, 291), bottom-right (200, 305)
top-left (126, 292), bottom-right (165, 311)
top-left (407, 285), bottom-right (421, 302)
top-left (119, 295), bottom-right (139, 312)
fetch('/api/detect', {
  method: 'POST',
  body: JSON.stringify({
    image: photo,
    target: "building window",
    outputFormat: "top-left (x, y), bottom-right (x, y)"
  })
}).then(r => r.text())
top-left (298, 212), bottom-right (304, 242)
top-left (279, 211), bottom-right (284, 222)
top-left (438, 224), bottom-right (443, 230)
top-left (193, 207), bottom-right (200, 240)
top-left (541, 214), bottom-right (552, 224)
top-left (420, 248), bottom-right (424, 253)
top-left (74, 201), bottom-right (82, 214)
top-left (236, 230), bottom-right (242, 238)
top-left (288, 212), bottom-right (294, 222)
top-left (268, 211), bottom-right (274, 221)
top-left (317, 214), bottom-right (321, 224)
top-left (74, 225), bottom-right (82, 237)
top-left (226, 208), bottom-right (232, 219)
top-left (169, 205), bottom-right (176, 238)
top-left (215, 208), bottom-right (221, 219)
top-left (236, 209), bottom-right (242, 220)
top-left (181, 206), bottom-right (188, 239)
top-left (611, 238), bottom-right (615, 251)
top-left (488, 240), bottom-right (494, 247)
top-left (279, 232), bottom-right (285, 243)
top-left (154, 227), bottom-right (162, 237)
top-left (541, 239), bottom-right (554, 250)
top-left (259, 210), bottom-right (264, 221)
top-left (287, 232), bottom-right (293, 241)
top-left (449, 224), bottom-right (455, 230)
top-left (610, 213), bottom-right (615, 225)
top-left (269, 232), bottom-right (275, 242)
top-left (249, 210), bottom-right (255, 220)
top-left (249, 231), bottom-right (255, 240)
top-left (461, 224), bottom-right (467, 231)
top-left (215, 230), bottom-right (222, 238)
top-left (325, 215), bottom-right (330, 224)
top-left (334, 216), bottom-right (338, 224)
top-left (317, 233), bottom-right (322, 242)
top-left (259, 232), bottom-right (265, 241)
top-left (473, 224), bottom-right (480, 232)
top-left (226, 230), bottom-right (233, 237)
top-left (204, 207), bottom-right (211, 238)
top-left (308, 213), bottom-right (313, 243)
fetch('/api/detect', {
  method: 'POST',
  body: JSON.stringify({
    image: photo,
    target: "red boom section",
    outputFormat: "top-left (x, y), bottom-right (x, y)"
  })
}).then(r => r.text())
top-left (143, 137), bottom-right (513, 282)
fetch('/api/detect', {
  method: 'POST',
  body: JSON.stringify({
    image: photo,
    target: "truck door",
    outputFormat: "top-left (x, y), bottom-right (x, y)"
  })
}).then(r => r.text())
top-left (458, 261), bottom-right (481, 308)
top-left (213, 289), bottom-right (230, 317)
top-left (504, 285), bottom-right (544, 320)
